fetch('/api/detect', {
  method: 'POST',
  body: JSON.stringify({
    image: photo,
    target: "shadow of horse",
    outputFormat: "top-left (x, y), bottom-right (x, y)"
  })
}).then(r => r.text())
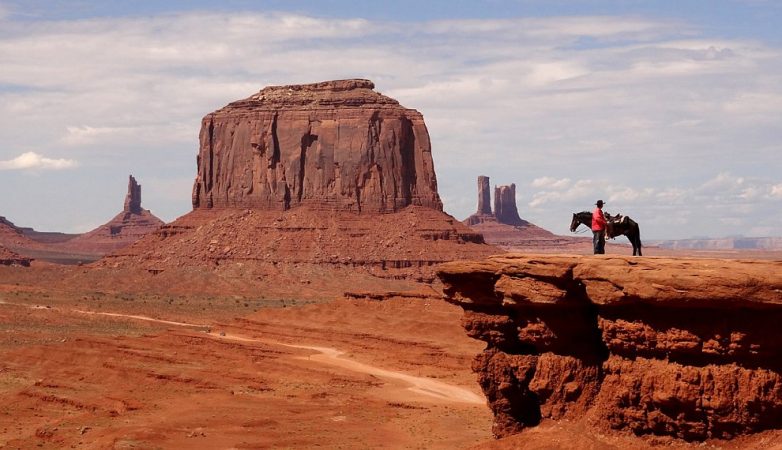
top-left (570, 211), bottom-right (643, 256)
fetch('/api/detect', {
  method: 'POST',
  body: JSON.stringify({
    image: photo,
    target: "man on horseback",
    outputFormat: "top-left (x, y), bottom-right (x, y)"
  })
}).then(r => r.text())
top-left (592, 200), bottom-right (607, 254)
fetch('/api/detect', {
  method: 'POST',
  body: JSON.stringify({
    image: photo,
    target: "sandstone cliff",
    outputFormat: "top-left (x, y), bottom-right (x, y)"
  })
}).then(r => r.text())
top-left (192, 79), bottom-right (442, 213)
top-left (438, 255), bottom-right (782, 441)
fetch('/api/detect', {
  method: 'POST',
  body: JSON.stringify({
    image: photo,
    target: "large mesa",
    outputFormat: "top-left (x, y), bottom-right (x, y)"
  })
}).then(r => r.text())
top-left (192, 79), bottom-right (442, 213)
top-left (105, 80), bottom-right (495, 283)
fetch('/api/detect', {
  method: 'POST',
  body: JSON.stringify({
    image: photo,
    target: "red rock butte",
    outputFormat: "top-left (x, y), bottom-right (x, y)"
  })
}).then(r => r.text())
top-left (105, 80), bottom-right (495, 281)
top-left (192, 79), bottom-right (442, 213)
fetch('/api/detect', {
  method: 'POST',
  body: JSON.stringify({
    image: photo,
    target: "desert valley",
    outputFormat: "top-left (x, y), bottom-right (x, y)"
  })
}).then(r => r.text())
top-left (0, 78), bottom-right (781, 450)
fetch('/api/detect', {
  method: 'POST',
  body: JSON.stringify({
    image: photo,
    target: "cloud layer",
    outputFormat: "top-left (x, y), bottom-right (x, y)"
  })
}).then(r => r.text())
top-left (0, 151), bottom-right (77, 170)
top-left (0, 8), bottom-right (779, 238)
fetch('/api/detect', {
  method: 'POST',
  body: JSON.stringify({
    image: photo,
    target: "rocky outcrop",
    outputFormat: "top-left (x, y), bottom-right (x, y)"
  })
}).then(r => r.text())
top-left (438, 255), bottom-right (782, 441)
top-left (464, 177), bottom-right (558, 245)
top-left (493, 184), bottom-right (523, 226)
top-left (0, 216), bottom-right (40, 251)
top-left (61, 175), bottom-right (164, 254)
top-left (0, 244), bottom-right (31, 267)
top-left (192, 79), bottom-right (442, 213)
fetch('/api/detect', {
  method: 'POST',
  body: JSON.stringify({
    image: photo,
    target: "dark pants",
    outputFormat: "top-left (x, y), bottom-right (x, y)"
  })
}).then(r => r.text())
top-left (593, 230), bottom-right (605, 254)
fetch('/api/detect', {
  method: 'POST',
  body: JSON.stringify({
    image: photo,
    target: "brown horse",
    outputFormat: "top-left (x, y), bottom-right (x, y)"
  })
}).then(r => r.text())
top-left (570, 211), bottom-right (643, 256)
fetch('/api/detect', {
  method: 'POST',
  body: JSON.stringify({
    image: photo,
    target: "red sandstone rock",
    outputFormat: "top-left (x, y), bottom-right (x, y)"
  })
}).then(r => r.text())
top-left (493, 184), bottom-right (523, 226)
top-left (102, 206), bottom-right (494, 282)
top-left (124, 175), bottom-right (142, 214)
top-left (192, 79), bottom-right (442, 213)
top-left (463, 177), bottom-right (561, 247)
top-left (0, 244), bottom-right (31, 266)
top-left (438, 254), bottom-right (782, 441)
top-left (59, 175), bottom-right (164, 254)
top-left (106, 80), bottom-right (499, 281)
top-left (0, 216), bottom-right (40, 251)
top-left (477, 176), bottom-right (492, 215)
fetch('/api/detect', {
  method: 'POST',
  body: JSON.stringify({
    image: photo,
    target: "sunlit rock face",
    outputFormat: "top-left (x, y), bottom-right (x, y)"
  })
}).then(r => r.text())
top-left (192, 79), bottom-right (442, 213)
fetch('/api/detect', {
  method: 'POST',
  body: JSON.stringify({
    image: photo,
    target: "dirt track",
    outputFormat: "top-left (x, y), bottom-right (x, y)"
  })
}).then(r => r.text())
top-left (0, 291), bottom-right (492, 449)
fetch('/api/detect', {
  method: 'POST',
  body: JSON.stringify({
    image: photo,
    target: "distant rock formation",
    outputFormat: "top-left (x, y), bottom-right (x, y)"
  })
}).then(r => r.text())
top-left (477, 175), bottom-right (492, 215)
top-left (124, 175), bottom-right (143, 214)
top-left (60, 175), bottom-right (164, 254)
top-left (439, 255), bottom-right (782, 441)
top-left (0, 244), bottom-right (31, 266)
top-left (465, 176), bottom-right (528, 227)
top-left (0, 216), bottom-right (39, 250)
top-left (654, 237), bottom-right (782, 250)
top-left (106, 80), bottom-right (497, 281)
top-left (464, 176), bottom-right (557, 244)
top-left (493, 184), bottom-right (524, 226)
top-left (192, 79), bottom-right (442, 213)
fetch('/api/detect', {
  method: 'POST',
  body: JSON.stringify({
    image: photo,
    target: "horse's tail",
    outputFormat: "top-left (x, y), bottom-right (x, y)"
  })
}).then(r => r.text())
top-left (632, 221), bottom-right (642, 253)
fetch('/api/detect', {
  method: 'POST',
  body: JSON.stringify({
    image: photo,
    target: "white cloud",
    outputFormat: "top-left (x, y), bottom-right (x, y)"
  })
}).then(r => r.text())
top-left (531, 176), bottom-right (571, 189)
top-left (0, 151), bottom-right (78, 170)
top-left (771, 184), bottom-right (782, 199)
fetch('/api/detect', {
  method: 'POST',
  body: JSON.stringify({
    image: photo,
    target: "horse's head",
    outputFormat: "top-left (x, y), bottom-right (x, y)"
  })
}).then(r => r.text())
top-left (569, 213), bottom-right (580, 232)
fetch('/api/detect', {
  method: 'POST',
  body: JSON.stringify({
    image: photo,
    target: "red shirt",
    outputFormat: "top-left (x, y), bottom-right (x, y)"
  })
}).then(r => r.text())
top-left (592, 207), bottom-right (607, 231)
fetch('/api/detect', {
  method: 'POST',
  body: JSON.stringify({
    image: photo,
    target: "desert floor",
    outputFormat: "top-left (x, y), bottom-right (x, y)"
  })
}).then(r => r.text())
top-left (1, 248), bottom-right (781, 449)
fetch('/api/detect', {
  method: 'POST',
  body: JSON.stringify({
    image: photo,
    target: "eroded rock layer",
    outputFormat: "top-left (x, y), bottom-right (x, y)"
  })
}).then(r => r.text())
top-left (192, 79), bottom-right (442, 213)
top-left (437, 255), bottom-right (782, 441)
top-left (0, 244), bottom-right (31, 267)
top-left (102, 206), bottom-right (494, 282)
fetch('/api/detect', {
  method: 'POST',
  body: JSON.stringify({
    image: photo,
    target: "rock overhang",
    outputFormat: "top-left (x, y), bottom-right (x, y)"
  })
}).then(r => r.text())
top-left (438, 254), bottom-right (782, 440)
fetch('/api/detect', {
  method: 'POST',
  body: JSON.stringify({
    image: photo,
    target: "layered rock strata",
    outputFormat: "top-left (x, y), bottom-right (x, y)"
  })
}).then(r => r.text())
top-left (104, 206), bottom-right (492, 282)
top-left (192, 79), bottom-right (442, 213)
top-left (438, 254), bottom-right (782, 441)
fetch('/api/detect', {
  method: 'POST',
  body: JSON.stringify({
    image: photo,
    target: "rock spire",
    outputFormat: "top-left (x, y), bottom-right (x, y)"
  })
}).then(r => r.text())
top-left (477, 175), bottom-right (492, 215)
top-left (124, 175), bottom-right (142, 214)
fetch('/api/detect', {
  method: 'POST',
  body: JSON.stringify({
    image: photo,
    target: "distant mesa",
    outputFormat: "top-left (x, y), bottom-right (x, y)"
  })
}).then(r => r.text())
top-left (106, 79), bottom-right (496, 281)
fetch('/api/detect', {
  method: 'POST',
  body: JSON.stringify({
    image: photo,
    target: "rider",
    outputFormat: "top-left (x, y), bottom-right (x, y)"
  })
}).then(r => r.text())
top-left (592, 200), bottom-right (607, 254)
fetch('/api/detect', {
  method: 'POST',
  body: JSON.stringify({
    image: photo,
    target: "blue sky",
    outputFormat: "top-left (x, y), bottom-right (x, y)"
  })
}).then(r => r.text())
top-left (0, 0), bottom-right (781, 239)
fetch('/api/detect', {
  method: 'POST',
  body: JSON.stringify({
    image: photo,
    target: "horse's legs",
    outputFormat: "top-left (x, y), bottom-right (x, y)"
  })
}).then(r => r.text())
top-left (631, 231), bottom-right (642, 256)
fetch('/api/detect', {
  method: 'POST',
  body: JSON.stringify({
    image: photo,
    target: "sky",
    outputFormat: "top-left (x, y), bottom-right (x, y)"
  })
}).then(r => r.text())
top-left (0, 1), bottom-right (781, 240)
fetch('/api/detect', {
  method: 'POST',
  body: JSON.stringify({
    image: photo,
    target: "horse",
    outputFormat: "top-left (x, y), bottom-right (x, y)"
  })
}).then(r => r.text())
top-left (570, 211), bottom-right (643, 256)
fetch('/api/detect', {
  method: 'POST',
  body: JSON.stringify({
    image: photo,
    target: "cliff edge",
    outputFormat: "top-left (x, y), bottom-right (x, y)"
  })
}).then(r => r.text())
top-left (438, 255), bottom-right (782, 441)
